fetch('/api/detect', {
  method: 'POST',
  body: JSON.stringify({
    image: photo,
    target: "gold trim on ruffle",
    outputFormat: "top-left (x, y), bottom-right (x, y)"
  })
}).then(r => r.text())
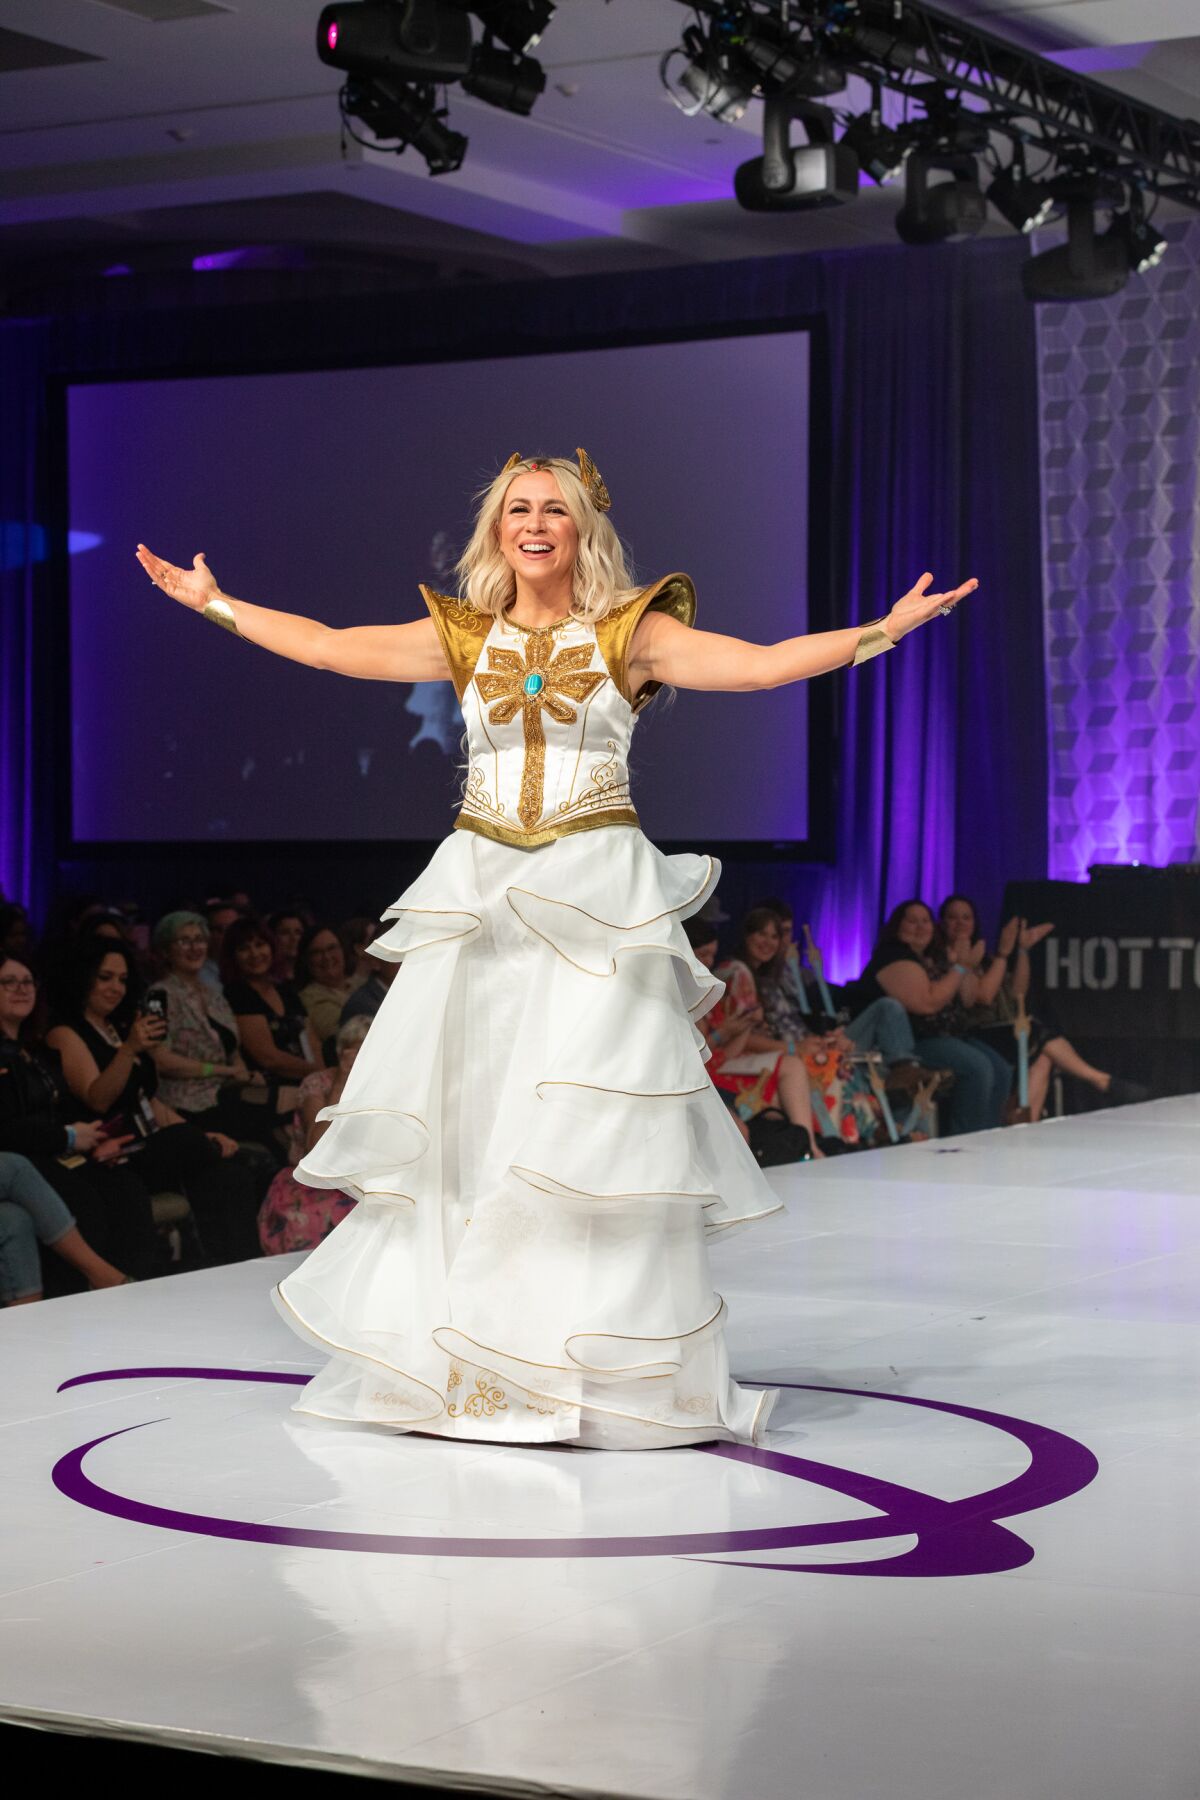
top-left (273, 1285), bottom-right (446, 1421)
top-left (432, 1297), bottom-right (726, 1382)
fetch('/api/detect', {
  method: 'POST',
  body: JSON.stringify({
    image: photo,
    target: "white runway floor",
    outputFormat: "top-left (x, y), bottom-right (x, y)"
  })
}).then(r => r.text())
top-left (3, 1097), bottom-right (1200, 1799)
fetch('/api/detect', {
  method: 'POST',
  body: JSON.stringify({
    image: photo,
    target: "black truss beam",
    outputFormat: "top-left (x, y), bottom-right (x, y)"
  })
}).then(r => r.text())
top-left (680, 0), bottom-right (1200, 209)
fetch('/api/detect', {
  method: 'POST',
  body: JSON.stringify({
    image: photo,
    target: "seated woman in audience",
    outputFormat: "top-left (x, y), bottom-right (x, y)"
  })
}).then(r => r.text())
top-left (0, 1150), bottom-right (129, 1302)
top-left (296, 923), bottom-right (364, 1058)
top-left (257, 1016), bottom-right (369, 1254)
top-left (682, 914), bottom-right (821, 1156)
top-left (223, 917), bottom-right (321, 1084)
top-left (735, 907), bottom-right (913, 1149)
top-left (939, 895), bottom-right (1148, 1120)
top-left (268, 909), bottom-right (308, 986)
top-left (857, 900), bottom-right (1012, 1135)
top-left (46, 939), bottom-right (262, 1265)
top-left (340, 916), bottom-right (380, 984)
top-left (0, 953), bottom-right (157, 1283)
top-left (149, 911), bottom-right (250, 1123)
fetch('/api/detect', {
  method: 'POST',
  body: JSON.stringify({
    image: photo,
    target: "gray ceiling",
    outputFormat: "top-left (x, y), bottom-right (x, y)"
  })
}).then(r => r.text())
top-left (2, 0), bottom-right (1198, 308)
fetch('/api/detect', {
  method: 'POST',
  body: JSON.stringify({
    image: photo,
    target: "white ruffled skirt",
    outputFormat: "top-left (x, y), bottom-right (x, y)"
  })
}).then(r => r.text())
top-left (273, 825), bottom-right (784, 1448)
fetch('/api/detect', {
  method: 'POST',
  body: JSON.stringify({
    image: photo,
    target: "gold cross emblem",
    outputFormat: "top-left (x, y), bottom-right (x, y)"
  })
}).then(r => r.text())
top-left (475, 638), bottom-right (606, 829)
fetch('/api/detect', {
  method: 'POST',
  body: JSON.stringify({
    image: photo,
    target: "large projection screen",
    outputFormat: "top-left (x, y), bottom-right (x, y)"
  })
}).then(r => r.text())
top-left (67, 331), bottom-right (812, 845)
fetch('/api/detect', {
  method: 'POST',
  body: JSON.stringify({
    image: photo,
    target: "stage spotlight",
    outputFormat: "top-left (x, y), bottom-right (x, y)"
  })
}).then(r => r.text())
top-left (987, 160), bottom-right (1055, 233)
top-left (735, 97), bottom-right (859, 211)
top-left (342, 76), bottom-right (467, 173)
top-left (1021, 196), bottom-right (1129, 301)
top-left (317, 1), bottom-right (472, 81)
top-left (470, 0), bottom-right (554, 56)
top-left (462, 40), bottom-right (544, 114)
top-left (741, 33), bottom-right (844, 97)
top-left (1104, 201), bottom-right (1167, 274)
top-left (895, 151), bottom-right (986, 243)
top-left (675, 23), bottom-right (753, 124)
top-left (840, 108), bottom-right (907, 185)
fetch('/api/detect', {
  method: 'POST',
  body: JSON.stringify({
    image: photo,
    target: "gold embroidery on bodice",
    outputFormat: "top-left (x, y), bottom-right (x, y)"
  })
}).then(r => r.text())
top-left (420, 575), bottom-right (697, 851)
top-left (474, 639), bottom-right (607, 830)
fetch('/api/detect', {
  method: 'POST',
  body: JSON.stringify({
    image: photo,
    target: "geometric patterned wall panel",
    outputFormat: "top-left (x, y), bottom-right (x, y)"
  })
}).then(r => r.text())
top-left (1037, 216), bottom-right (1200, 879)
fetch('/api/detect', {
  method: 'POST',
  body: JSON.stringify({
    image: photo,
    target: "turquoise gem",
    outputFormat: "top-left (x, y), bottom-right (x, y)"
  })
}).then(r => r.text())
top-left (523, 671), bottom-right (545, 697)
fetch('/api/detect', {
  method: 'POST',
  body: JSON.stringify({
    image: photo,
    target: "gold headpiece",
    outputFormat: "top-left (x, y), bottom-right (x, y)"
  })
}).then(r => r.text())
top-left (498, 448), bottom-right (611, 512)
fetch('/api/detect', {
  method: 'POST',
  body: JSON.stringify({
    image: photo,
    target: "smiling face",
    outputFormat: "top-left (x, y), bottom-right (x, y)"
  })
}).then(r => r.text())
top-left (88, 951), bottom-right (129, 1020)
top-left (234, 933), bottom-right (274, 981)
top-left (942, 898), bottom-right (976, 943)
top-left (166, 924), bottom-right (209, 978)
top-left (745, 917), bottom-right (782, 968)
top-left (897, 903), bottom-right (935, 954)
top-left (496, 471), bottom-right (579, 594)
top-left (0, 957), bottom-right (38, 1034)
top-left (307, 929), bottom-right (346, 987)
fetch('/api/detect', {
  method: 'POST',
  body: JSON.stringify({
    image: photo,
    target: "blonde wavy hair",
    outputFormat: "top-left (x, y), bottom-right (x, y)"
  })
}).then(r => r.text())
top-left (455, 455), bottom-right (637, 625)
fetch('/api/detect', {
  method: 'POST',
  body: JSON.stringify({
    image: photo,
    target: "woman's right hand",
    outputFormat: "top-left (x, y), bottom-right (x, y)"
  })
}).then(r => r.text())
top-left (92, 1133), bottom-right (136, 1165)
top-left (135, 545), bottom-right (219, 613)
top-left (126, 1014), bottom-right (166, 1055)
top-left (68, 1120), bottom-right (106, 1154)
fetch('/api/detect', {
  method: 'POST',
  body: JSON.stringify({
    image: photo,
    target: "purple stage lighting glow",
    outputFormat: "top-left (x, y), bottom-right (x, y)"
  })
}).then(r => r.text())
top-left (326, 19), bottom-right (339, 52)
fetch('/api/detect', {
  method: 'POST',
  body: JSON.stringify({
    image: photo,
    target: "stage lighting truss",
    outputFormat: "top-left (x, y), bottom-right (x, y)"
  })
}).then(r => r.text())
top-left (316, 0), bottom-right (553, 173)
top-left (661, 0), bottom-right (1200, 292)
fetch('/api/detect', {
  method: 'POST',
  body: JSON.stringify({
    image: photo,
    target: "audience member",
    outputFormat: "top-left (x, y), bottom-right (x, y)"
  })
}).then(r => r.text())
top-left (223, 918), bottom-right (321, 1082)
top-left (340, 916), bottom-right (381, 984)
top-left (0, 953), bottom-right (157, 1282)
top-left (45, 938), bottom-right (261, 1265)
top-left (857, 900), bottom-right (1012, 1135)
top-left (0, 1150), bottom-right (129, 1302)
top-left (257, 1016), bottom-right (369, 1254)
top-left (339, 954), bottom-right (400, 1027)
top-left (734, 907), bottom-right (913, 1149)
top-left (202, 897), bottom-right (244, 991)
top-left (684, 914), bottom-right (821, 1158)
top-left (296, 923), bottom-right (365, 1056)
top-left (268, 909), bottom-right (308, 985)
top-left (939, 897), bottom-right (1149, 1119)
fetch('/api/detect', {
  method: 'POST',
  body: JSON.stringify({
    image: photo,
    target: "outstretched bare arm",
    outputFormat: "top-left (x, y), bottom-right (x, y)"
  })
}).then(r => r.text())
top-left (628, 571), bottom-right (979, 694)
top-left (135, 545), bottom-right (449, 684)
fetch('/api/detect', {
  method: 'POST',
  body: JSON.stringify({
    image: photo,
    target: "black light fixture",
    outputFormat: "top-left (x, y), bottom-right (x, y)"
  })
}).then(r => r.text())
top-left (840, 89), bottom-right (907, 185)
top-left (469, 0), bottom-right (554, 56)
top-left (673, 22), bottom-right (754, 124)
top-left (740, 31), bottom-right (844, 97)
top-left (895, 149), bottom-right (987, 243)
top-left (317, 0), bottom-right (472, 81)
top-left (341, 75), bottom-right (468, 173)
top-left (735, 96), bottom-right (859, 211)
top-left (461, 38), bottom-right (544, 115)
top-left (987, 152), bottom-right (1056, 233)
top-left (1104, 191), bottom-right (1167, 273)
top-left (1021, 195), bottom-right (1129, 301)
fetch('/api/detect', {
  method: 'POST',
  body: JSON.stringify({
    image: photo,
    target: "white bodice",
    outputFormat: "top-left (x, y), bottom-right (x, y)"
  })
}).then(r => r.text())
top-left (457, 612), bottom-right (638, 849)
top-left (421, 574), bottom-right (696, 852)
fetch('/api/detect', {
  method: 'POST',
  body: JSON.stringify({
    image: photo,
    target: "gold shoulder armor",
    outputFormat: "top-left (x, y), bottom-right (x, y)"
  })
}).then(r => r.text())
top-left (420, 586), bottom-right (491, 701)
top-left (594, 572), bottom-right (696, 714)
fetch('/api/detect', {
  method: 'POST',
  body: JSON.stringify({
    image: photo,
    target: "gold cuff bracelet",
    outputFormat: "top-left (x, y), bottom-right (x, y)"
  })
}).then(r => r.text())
top-left (852, 620), bottom-right (896, 667)
top-left (202, 596), bottom-right (240, 636)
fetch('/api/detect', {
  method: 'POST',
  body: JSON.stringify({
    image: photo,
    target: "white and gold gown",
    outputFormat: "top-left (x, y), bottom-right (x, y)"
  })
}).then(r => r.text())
top-left (273, 573), bottom-right (785, 1448)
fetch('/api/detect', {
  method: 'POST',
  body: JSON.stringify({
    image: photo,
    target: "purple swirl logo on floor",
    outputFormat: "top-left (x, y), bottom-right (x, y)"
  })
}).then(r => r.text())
top-left (53, 1368), bottom-right (1098, 1578)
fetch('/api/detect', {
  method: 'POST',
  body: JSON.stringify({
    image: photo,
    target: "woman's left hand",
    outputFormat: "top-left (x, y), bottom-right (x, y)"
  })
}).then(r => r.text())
top-left (996, 916), bottom-right (1020, 957)
top-left (885, 572), bottom-right (979, 642)
top-left (205, 1131), bottom-right (239, 1159)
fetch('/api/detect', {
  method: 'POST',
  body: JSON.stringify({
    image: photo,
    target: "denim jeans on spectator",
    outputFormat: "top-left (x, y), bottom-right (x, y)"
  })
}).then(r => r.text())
top-left (916, 1035), bottom-right (1013, 1136)
top-left (0, 1153), bottom-right (77, 1300)
top-left (0, 1202), bottom-right (41, 1301)
top-left (847, 997), bottom-right (917, 1064)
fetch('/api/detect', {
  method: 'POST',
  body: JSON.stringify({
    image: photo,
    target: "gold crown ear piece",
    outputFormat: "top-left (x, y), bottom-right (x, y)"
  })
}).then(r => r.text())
top-left (501, 452), bottom-right (523, 474)
top-left (575, 446), bottom-right (611, 512)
